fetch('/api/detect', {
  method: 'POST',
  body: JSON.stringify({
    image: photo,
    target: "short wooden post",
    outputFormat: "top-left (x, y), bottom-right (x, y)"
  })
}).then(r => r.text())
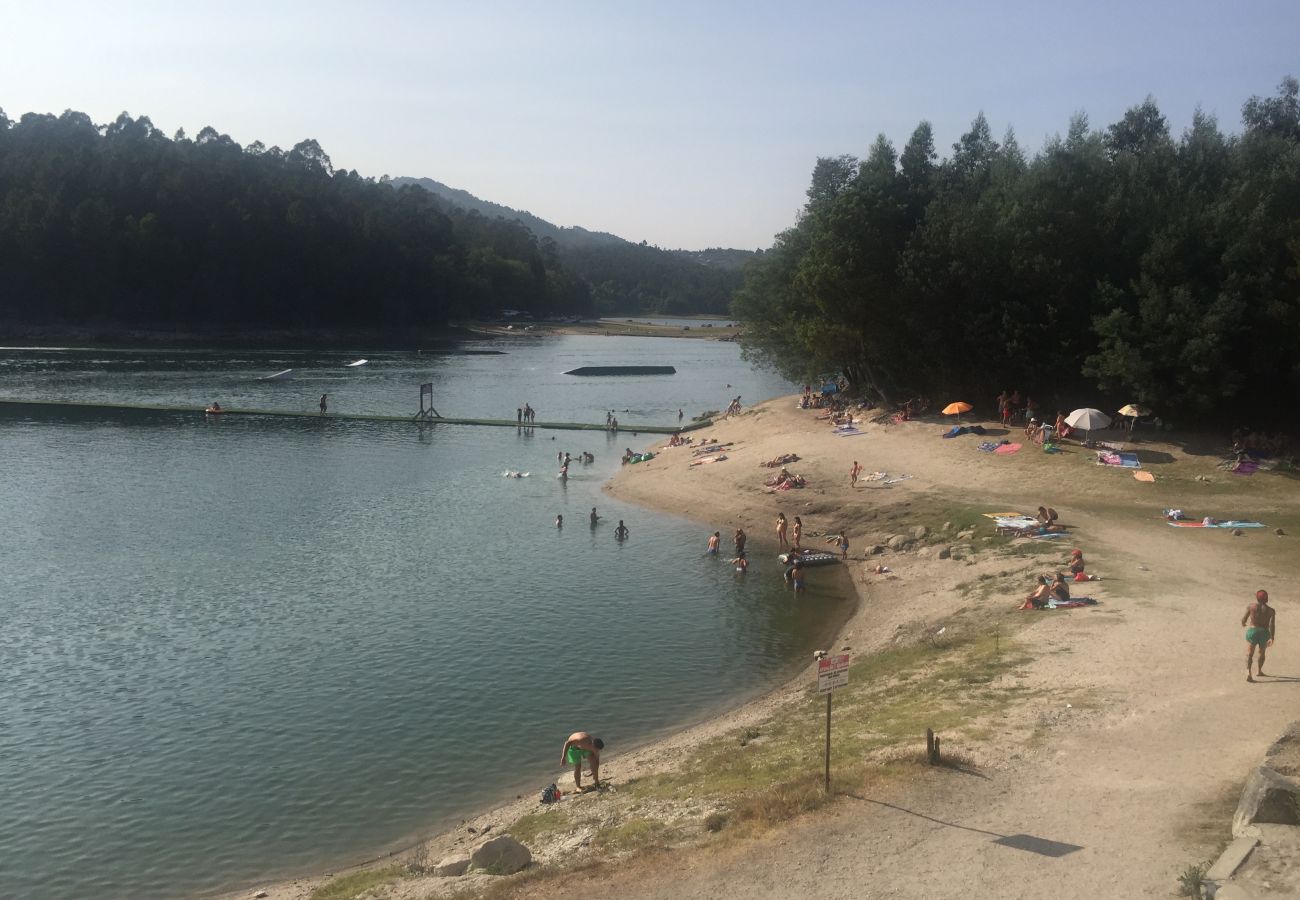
top-left (926, 728), bottom-right (941, 765)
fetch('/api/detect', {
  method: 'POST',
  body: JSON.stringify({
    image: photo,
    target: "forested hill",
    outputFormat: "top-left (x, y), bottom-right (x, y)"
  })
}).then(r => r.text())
top-left (396, 176), bottom-right (754, 316)
top-left (0, 109), bottom-right (592, 333)
top-left (733, 78), bottom-right (1300, 423)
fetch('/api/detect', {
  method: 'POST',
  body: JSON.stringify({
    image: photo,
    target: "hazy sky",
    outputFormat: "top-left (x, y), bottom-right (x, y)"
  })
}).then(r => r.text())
top-left (2, 1), bottom-right (1296, 249)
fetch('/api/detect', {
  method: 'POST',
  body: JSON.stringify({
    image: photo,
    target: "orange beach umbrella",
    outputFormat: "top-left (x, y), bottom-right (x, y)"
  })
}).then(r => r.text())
top-left (942, 401), bottom-right (973, 423)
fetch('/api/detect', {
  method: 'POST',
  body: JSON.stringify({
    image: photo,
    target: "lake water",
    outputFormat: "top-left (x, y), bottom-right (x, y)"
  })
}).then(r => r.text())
top-left (0, 336), bottom-right (851, 899)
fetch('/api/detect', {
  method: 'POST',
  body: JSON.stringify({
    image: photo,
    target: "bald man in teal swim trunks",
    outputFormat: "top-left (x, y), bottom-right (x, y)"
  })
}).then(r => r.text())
top-left (1242, 589), bottom-right (1277, 683)
top-left (560, 731), bottom-right (604, 789)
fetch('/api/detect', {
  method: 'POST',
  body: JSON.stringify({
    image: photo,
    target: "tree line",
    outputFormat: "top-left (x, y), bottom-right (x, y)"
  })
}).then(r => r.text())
top-left (732, 78), bottom-right (1300, 423)
top-left (0, 109), bottom-right (592, 331)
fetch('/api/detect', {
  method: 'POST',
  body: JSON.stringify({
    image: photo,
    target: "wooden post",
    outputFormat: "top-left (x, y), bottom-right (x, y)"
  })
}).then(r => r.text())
top-left (927, 728), bottom-right (940, 765)
top-left (824, 692), bottom-right (832, 793)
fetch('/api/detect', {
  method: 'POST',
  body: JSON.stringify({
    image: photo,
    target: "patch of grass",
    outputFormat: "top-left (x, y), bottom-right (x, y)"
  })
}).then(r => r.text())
top-left (473, 858), bottom-right (610, 900)
top-left (732, 773), bottom-right (834, 831)
top-left (703, 811), bottom-right (728, 832)
top-left (593, 817), bottom-right (667, 851)
top-left (1176, 863), bottom-right (1205, 897)
top-left (739, 726), bottom-right (761, 747)
top-left (307, 865), bottom-right (405, 900)
top-left (508, 808), bottom-right (572, 844)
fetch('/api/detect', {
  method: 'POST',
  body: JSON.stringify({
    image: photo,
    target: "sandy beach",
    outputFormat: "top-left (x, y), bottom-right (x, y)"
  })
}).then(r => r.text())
top-left (236, 396), bottom-right (1298, 900)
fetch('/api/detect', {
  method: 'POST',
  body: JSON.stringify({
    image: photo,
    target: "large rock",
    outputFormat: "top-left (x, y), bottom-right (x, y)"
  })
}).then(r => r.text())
top-left (433, 853), bottom-right (471, 877)
top-left (937, 546), bottom-right (952, 560)
top-left (468, 835), bottom-right (532, 875)
top-left (887, 535), bottom-right (909, 551)
top-left (912, 525), bottom-right (928, 540)
top-left (1232, 766), bottom-right (1300, 836)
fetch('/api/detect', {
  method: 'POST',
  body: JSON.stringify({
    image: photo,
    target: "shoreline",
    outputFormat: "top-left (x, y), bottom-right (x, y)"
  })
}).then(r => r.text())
top-left (222, 395), bottom-right (863, 900)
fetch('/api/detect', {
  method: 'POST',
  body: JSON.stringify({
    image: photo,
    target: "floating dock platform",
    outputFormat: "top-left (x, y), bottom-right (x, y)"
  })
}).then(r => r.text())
top-left (563, 365), bottom-right (676, 376)
top-left (0, 398), bottom-right (706, 435)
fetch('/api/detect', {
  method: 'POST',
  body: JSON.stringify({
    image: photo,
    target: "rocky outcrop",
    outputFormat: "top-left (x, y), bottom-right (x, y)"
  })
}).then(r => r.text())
top-left (1233, 766), bottom-right (1300, 837)
top-left (433, 853), bottom-right (471, 877)
top-left (468, 835), bottom-right (532, 875)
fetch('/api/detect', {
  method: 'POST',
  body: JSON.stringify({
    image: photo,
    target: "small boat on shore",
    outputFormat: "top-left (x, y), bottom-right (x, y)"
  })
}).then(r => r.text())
top-left (261, 369), bottom-right (294, 381)
top-left (778, 551), bottom-right (840, 567)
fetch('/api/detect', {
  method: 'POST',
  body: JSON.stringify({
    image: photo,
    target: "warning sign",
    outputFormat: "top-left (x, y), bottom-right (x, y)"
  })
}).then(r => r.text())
top-left (817, 654), bottom-right (850, 694)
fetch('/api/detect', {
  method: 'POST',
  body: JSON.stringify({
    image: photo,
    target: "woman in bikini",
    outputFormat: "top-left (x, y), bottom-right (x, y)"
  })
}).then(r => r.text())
top-left (775, 513), bottom-right (788, 547)
top-left (792, 516), bottom-right (803, 548)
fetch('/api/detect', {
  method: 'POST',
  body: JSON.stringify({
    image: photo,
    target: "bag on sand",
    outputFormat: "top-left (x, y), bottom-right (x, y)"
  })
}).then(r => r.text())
top-left (540, 783), bottom-right (560, 804)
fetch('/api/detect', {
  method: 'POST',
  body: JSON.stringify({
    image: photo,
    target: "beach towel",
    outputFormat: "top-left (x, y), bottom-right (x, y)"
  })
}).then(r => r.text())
top-left (942, 425), bottom-right (964, 439)
top-left (1045, 598), bottom-right (1098, 609)
top-left (1097, 451), bottom-right (1141, 468)
top-left (1167, 520), bottom-right (1266, 529)
top-left (1133, 471), bottom-right (1155, 483)
top-left (984, 512), bottom-right (1026, 519)
top-left (833, 427), bottom-right (865, 437)
top-left (1233, 461), bottom-right (1259, 476)
top-left (977, 441), bottom-right (1003, 452)
top-left (994, 516), bottom-right (1038, 529)
top-left (994, 443), bottom-right (1022, 455)
top-left (863, 472), bottom-right (889, 482)
top-left (881, 475), bottom-right (913, 485)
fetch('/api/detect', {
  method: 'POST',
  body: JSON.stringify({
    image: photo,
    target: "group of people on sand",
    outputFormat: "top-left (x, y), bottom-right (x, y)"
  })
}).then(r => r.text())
top-left (517, 403), bottom-right (536, 424)
top-left (764, 468), bottom-right (805, 490)
top-left (775, 512), bottom-right (803, 548)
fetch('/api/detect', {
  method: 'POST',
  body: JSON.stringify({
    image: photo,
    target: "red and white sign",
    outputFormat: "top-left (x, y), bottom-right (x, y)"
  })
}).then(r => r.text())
top-left (817, 654), bottom-right (850, 694)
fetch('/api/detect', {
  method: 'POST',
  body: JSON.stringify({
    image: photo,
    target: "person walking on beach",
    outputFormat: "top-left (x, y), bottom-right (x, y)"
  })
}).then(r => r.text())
top-left (1243, 590), bottom-right (1277, 682)
top-left (319, 394), bottom-right (328, 415)
top-left (614, 520), bottom-right (629, 540)
top-left (560, 732), bottom-right (604, 790)
top-left (734, 528), bottom-right (746, 555)
top-left (776, 513), bottom-right (789, 548)
top-left (792, 516), bottom-right (803, 549)
top-left (707, 531), bottom-right (721, 554)
top-left (850, 460), bottom-right (862, 487)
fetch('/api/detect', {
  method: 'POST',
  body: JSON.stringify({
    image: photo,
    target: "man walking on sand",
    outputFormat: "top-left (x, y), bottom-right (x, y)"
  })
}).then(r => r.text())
top-left (560, 731), bottom-right (604, 790)
top-left (850, 460), bottom-right (862, 487)
top-left (1243, 590), bottom-right (1277, 682)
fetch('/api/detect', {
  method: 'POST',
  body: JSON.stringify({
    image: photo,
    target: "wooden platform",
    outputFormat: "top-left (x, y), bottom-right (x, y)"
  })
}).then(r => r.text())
top-left (0, 398), bottom-right (707, 434)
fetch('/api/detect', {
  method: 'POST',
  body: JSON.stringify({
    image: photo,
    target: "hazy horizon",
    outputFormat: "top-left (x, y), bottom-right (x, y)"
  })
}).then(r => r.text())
top-left (2, 1), bottom-right (1297, 250)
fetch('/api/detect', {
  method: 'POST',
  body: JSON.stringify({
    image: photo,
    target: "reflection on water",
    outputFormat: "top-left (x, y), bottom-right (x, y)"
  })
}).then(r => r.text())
top-left (0, 340), bottom-right (848, 899)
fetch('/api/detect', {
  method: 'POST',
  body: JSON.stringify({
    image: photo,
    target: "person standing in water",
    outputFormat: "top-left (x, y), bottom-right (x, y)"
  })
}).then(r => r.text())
top-left (589, 507), bottom-right (600, 527)
top-left (1243, 590), bottom-right (1277, 682)
top-left (734, 528), bottom-right (746, 555)
top-left (555, 514), bottom-right (563, 528)
top-left (706, 531), bottom-right (721, 554)
top-left (614, 520), bottom-right (629, 540)
top-left (678, 409), bottom-right (684, 421)
top-left (319, 394), bottom-right (328, 415)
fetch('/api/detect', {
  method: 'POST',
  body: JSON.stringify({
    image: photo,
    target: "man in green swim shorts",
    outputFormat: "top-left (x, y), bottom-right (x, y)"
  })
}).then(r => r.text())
top-left (560, 731), bottom-right (604, 789)
top-left (1242, 589), bottom-right (1277, 683)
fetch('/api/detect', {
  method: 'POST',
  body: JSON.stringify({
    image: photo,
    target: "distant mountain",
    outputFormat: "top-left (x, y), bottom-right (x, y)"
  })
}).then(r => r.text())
top-left (393, 176), bottom-right (755, 316)
top-left (394, 177), bottom-right (625, 250)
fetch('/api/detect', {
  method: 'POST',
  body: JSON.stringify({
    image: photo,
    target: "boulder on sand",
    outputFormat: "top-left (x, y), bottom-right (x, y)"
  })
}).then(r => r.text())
top-left (912, 525), bottom-right (927, 540)
top-left (433, 853), bottom-right (471, 877)
top-left (887, 535), bottom-right (909, 551)
top-left (1232, 766), bottom-right (1300, 836)
top-left (469, 835), bottom-right (532, 875)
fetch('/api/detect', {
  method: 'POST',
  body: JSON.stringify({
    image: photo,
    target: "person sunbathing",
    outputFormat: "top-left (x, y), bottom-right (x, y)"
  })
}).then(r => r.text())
top-left (1020, 576), bottom-right (1052, 609)
top-left (1050, 573), bottom-right (1071, 603)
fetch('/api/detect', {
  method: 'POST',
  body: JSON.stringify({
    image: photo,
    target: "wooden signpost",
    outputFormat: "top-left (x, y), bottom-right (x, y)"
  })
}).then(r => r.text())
top-left (816, 654), bottom-right (850, 793)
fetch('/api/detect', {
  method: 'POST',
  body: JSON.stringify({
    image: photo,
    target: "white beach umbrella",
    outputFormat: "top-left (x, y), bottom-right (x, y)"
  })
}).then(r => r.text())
top-left (1066, 408), bottom-right (1111, 441)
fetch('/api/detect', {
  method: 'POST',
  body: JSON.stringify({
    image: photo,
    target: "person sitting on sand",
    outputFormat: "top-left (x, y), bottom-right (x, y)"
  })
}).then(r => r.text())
top-left (1021, 576), bottom-right (1052, 609)
top-left (1050, 573), bottom-right (1071, 604)
top-left (1054, 411), bottom-right (1071, 441)
top-left (560, 732), bottom-right (604, 790)
top-left (707, 532), bottom-right (720, 554)
top-left (1069, 549), bottom-right (1085, 576)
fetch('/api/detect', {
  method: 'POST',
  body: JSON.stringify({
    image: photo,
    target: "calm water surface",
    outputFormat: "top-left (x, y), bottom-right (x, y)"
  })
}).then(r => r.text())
top-left (0, 336), bottom-right (850, 898)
